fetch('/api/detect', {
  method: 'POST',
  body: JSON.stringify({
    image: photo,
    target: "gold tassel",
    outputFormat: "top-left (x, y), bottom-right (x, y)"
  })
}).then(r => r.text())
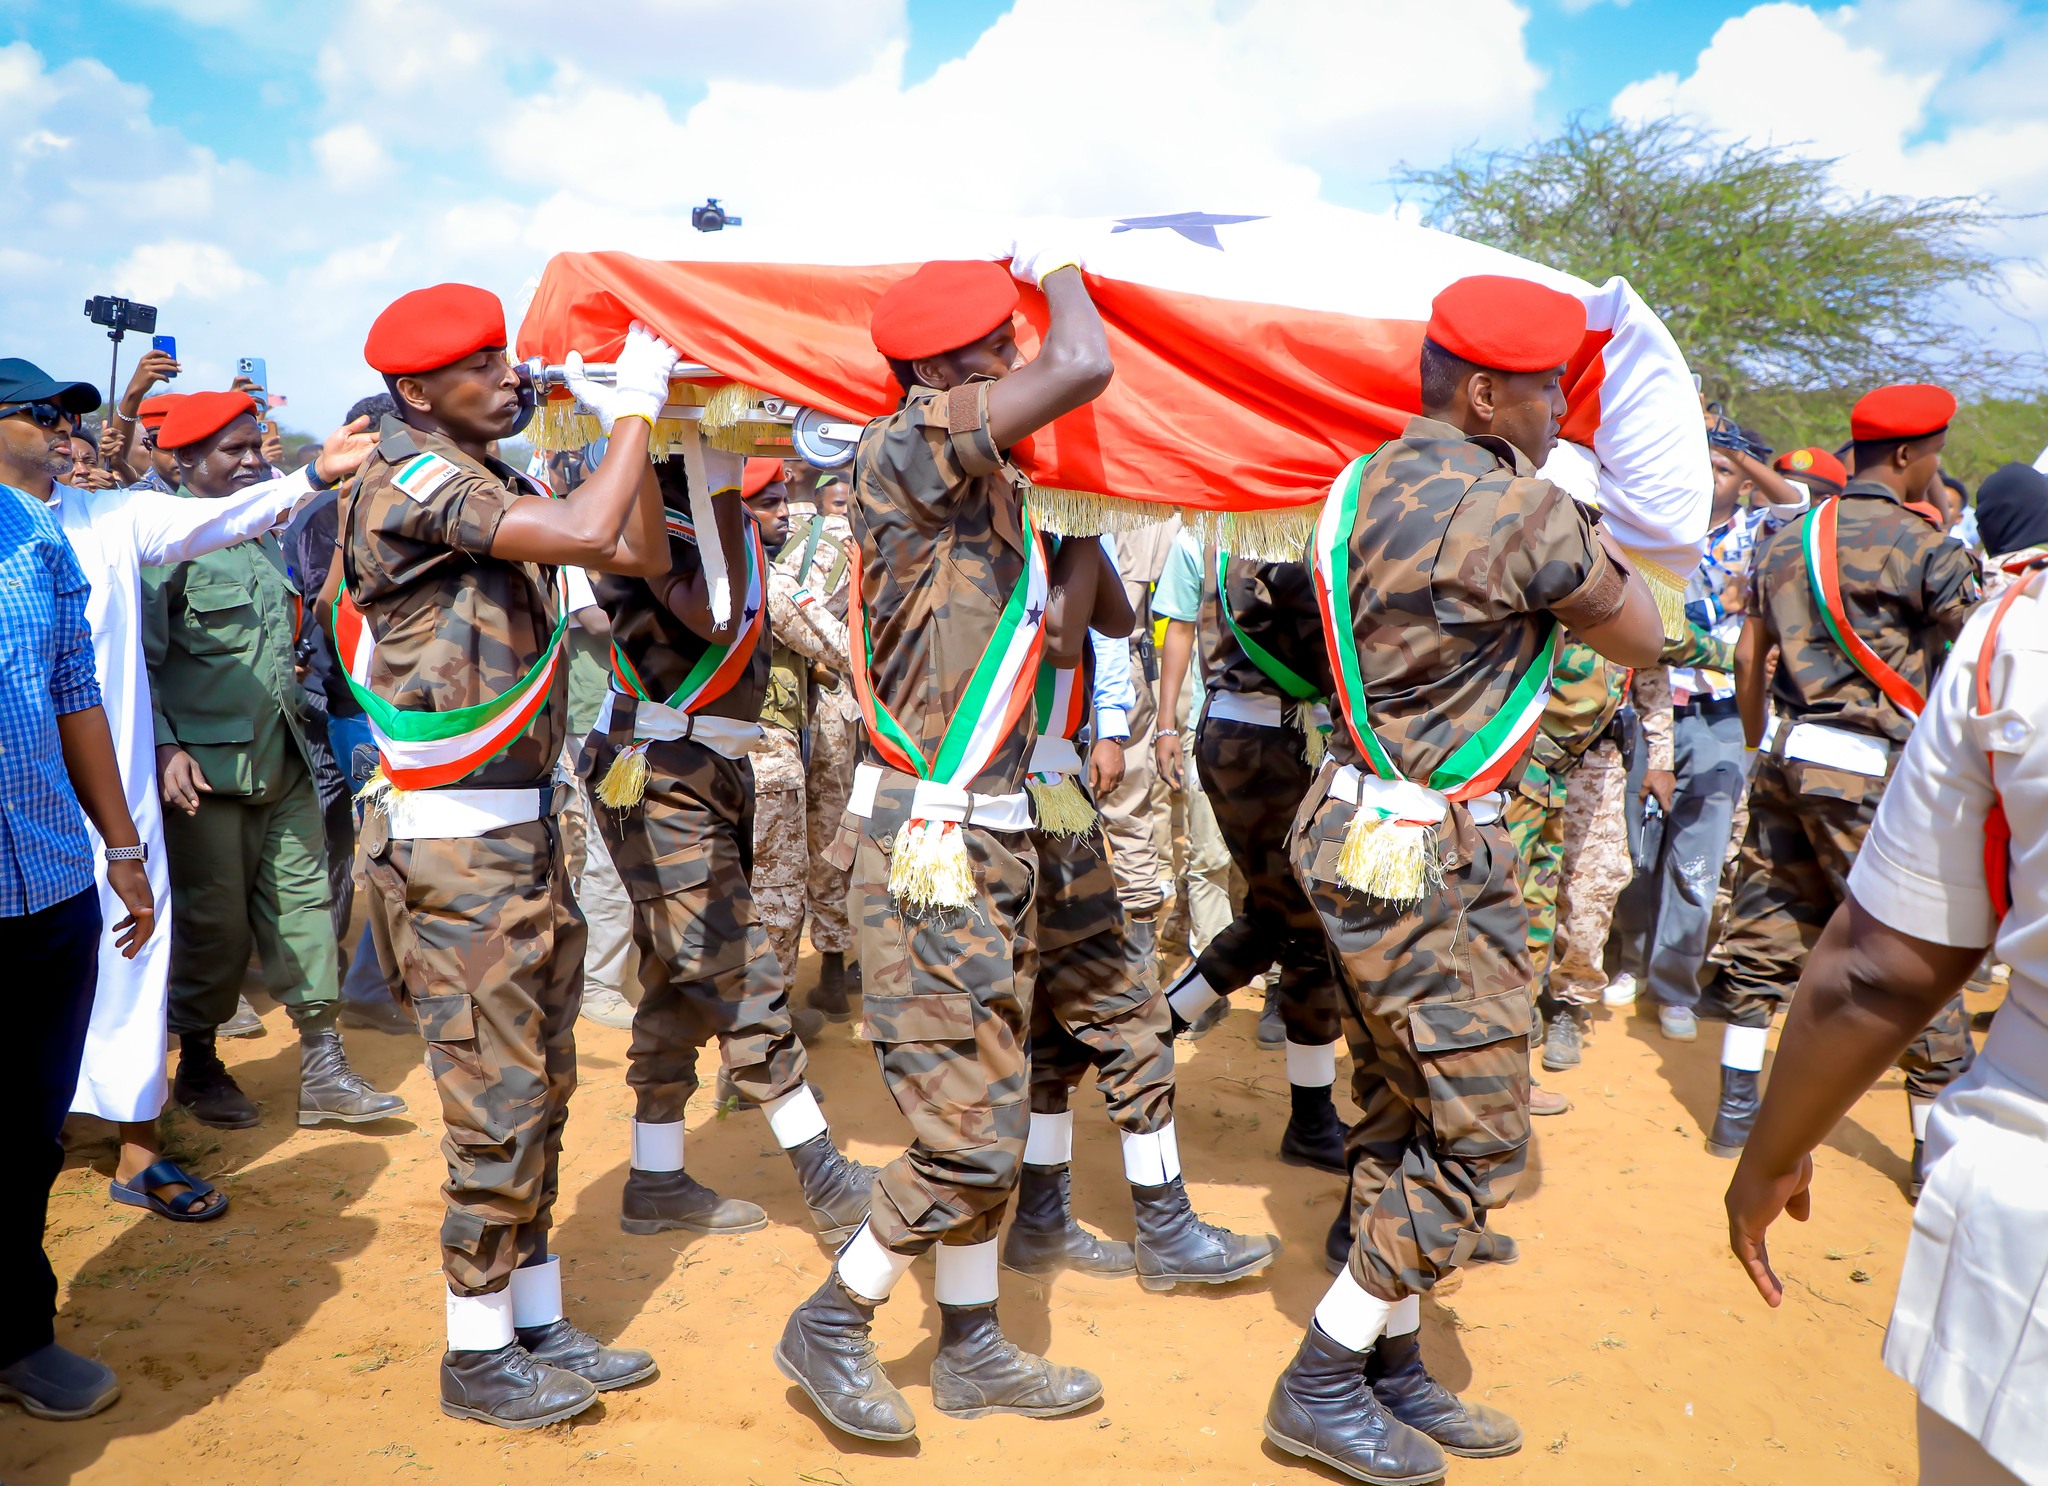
top-left (1183, 505), bottom-right (1322, 564)
top-left (699, 381), bottom-right (795, 456)
top-left (1292, 701), bottom-right (1329, 767)
top-left (888, 818), bottom-right (976, 914)
top-left (353, 767), bottom-right (397, 807)
top-left (595, 742), bottom-right (651, 809)
top-left (1335, 809), bottom-right (1441, 906)
top-left (1622, 549), bottom-right (1691, 641)
top-left (1026, 774), bottom-right (1097, 837)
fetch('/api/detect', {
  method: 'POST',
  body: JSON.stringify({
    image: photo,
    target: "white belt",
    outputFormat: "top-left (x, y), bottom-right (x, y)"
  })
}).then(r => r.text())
top-left (848, 762), bottom-right (1035, 833)
top-left (384, 785), bottom-right (555, 841)
top-left (595, 689), bottom-right (763, 760)
top-left (1204, 690), bottom-right (1286, 728)
top-left (1029, 734), bottom-right (1084, 778)
top-left (1781, 720), bottom-right (1890, 778)
top-left (1327, 763), bottom-right (1503, 826)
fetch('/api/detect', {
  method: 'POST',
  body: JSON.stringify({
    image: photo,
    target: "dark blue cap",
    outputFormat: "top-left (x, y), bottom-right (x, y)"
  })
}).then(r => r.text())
top-left (0, 358), bottom-right (101, 415)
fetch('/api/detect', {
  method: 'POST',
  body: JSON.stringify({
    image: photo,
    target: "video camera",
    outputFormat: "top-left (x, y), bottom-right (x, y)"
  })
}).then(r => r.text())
top-left (690, 198), bottom-right (742, 233)
top-left (84, 295), bottom-right (157, 336)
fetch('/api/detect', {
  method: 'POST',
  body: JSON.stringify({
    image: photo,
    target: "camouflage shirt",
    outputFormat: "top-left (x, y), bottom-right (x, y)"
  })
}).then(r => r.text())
top-left (595, 506), bottom-right (771, 724)
top-left (1526, 638), bottom-right (1673, 776)
top-left (1200, 545), bottom-right (1334, 700)
top-left (1324, 415), bottom-right (1623, 786)
top-left (1748, 478), bottom-right (1981, 746)
top-left (851, 380), bottom-right (1039, 796)
top-left (340, 417), bottom-right (564, 788)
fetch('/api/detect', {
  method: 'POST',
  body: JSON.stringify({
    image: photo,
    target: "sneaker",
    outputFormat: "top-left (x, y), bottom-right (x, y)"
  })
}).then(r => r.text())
top-left (1602, 972), bottom-right (1639, 1008)
top-left (1658, 1005), bottom-right (1698, 1042)
top-left (579, 988), bottom-right (635, 1030)
top-left (1539, 1008), bottom-right (1585, 1072)
top-left (1529, 1082), bottom-right (1571, 1117)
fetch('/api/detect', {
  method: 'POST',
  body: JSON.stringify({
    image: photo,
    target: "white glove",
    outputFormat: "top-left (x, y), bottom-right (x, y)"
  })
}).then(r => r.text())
top-left (564, 320), bottom-right (679, 434)
top-left (1008, 239), bottom-right (1087, 287)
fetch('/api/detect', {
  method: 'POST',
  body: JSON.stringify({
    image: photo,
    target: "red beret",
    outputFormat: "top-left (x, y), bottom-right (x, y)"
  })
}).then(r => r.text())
top-left (1850, 383), bottom-right (1955, 442)
top-left (136, 392), bottom-right (184, 432)
top-left (1773, 446), bottom-right (1848, 490)
top-left (156, 391), bottom-right (258, 451)
top-left (741, 457), bottom-right (784, 499)
top-left (364, 282), bottom-right (507, 376)
top-left (1426, 274), bottom-right (1586, 374)
top-left (870, 261), bottom-right (1020, 362)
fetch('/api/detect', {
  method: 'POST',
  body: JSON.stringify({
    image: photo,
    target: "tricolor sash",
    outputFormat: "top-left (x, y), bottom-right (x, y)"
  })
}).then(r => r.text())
top-left (1310, 449), bottom-right (1558, 902)
top-left (1802, 498), bottom-right (1925, 719)
top-left (611, 510), bottom-right (767, 716)
top-left (1027, 642), bottom-right (1095, 836)
top-left (1216, 544), bottom-right (1332, 762)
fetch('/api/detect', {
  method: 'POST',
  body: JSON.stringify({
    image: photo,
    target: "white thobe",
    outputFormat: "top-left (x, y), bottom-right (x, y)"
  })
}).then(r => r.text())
top-left (58, 469), bottom-right (320, 1122)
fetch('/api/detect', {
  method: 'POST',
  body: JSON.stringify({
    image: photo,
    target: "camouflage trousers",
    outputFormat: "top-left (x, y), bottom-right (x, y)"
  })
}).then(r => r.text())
top-left (1712, 754), bottom-right (1973, 1099)
top-left (752, 725), bottom-right (810, 983)
top-left (1029, 819), bottom-right (1175, 1135)
top-left (804, 697), bottom-right (856, 956)
top-left (851, 784), bottom-right (1037, 1255)
top-left (1504, 740), bottom-right (1633, 1007)
top-left (587, 730), bottom-right (808, 1125)
top-left (1197, 715), bottom-right (1342, 1046)
top-left (1291, 766), bottom-right (1533, 1301)
top-left (358, 800), bottom-right (582, 1295)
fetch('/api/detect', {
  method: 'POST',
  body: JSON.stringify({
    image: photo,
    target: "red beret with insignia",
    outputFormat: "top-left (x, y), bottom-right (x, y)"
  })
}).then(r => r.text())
top-left (1849, 383), bottom-right (1956, 442)
top-left (364, 283), bottom-right (509, 376)
top-left (1425, 275), bottom-right (1587, 374)
top-left (136, 392), bottom-right (185, 433)
top-left (741, 457), bottom-right (784, 498)
top-left (1772, 446), bottom-right (1847, 491)
top-left (870, 261), bottom-right (1020, 362)
top-left (156, 390), bottom-right (258, 451)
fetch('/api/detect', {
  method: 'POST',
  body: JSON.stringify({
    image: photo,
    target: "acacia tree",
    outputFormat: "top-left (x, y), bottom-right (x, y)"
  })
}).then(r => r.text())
top-left (1394, 117), bottom-right (2038, 462)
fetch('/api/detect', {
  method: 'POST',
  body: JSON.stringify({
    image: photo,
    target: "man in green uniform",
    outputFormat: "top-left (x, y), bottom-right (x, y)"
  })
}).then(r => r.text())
top-left (1265, 275), bottom-right (1665, 1484)
top-left (147, 391), bottom-right (405, 1132)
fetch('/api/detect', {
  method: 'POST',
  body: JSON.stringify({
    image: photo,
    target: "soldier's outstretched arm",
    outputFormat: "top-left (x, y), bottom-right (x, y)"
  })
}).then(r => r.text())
top-left (1568, 531), bottom-right (1664, 667)
top-left (984, 267), bottom-right (1113, 451)
top-left (490, 415), bottom-right (667, 577)
top-left (1045, 537), bottom-right (1134, 667)
top-left (655, 489), bottom-right (749, 644)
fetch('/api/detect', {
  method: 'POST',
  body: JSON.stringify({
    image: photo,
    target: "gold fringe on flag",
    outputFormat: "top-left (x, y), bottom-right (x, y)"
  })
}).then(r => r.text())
top-left (595, 742), bottom-right (652, 809)
top-left (1183, 505), bottom-right (1322, 564)
top-left (888, 818), bottom-right (976, 914)
top-left (1292, 700), bottom-right (1329, 768)
top-left (1021, 487), bottom-right (1322, 565)
top-left (699, 382), bottom-right (795, 458)
top-left (1335, 809), bottom-right (1442, 907)
top-left (1026, 774), bottom-right (1097, 837)
top-left (1623, 549), bottom-right (1691, 641)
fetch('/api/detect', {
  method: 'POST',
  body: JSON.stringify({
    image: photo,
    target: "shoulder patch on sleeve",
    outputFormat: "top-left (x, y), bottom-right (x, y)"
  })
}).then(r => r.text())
top-left (392, 452), bottom-right (464, 504)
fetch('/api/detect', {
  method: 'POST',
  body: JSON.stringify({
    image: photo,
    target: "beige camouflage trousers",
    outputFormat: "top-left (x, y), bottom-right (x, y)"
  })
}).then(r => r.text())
top-left (752, 725), bottom-right (810, 983)
top-left (1554, 740), bottom-right (1632, 1007)
top-left (805, 696), bottom-right (856, 956)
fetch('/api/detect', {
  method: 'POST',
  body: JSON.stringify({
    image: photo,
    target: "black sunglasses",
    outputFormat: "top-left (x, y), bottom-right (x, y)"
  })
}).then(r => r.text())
top-left (0, 401), bottom-right (69, 429)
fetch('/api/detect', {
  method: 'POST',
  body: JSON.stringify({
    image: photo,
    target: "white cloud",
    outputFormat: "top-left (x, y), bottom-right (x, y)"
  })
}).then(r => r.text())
top-left (311, 123), bottom-right (388, 188)
top-left (110, 240), bottom-right (264, 303)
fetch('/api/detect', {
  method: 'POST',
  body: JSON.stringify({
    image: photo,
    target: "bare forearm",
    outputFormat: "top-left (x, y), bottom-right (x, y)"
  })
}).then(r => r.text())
top-left (1158, 619), bottom-right (1193, 727)
top-left (57, 707), bottom-right (142, 849)
top-left (1736, 619), bottom-right (1770, 746)
top-left (492, 420), bottom-right (665, 574)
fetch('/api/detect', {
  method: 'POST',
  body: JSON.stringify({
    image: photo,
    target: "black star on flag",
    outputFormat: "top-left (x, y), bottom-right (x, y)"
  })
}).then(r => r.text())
top-left (1025, 601), bottom-right (1044, 626)
top-left (1111, 212), bottom-right (1266, 250)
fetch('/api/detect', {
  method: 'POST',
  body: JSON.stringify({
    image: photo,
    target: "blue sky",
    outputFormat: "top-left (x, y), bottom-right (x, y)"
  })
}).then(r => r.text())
top-left (5, 0), bottom-right (2046, 425)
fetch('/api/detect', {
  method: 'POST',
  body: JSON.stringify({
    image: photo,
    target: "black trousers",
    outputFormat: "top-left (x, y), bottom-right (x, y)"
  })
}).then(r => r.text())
top-left (5, 887), bottom-right (101, 1367)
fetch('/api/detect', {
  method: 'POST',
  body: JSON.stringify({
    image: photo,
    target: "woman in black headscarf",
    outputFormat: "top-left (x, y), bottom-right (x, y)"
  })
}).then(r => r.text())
top-left (1976, 462), bottom-right (2048, 596)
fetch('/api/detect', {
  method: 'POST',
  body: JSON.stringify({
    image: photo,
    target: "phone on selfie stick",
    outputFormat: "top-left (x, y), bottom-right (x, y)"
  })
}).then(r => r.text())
top-left (238, 356), bottom-right (269, 416)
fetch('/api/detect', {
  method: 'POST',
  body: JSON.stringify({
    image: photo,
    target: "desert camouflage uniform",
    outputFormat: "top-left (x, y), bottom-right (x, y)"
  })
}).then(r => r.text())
top-left (1192, 550), bottom-right (1342, 1048)
top-left (1292, 415), bottom-right (1625, 1300)
top-left (846, 380), bottom-right (1043, 1255)
top-left (1711, 481), bottom-right (1981, 1094)
top-left (779, 510), bottom-right (859, 959)
top-left (588, 506), bottom-right (809, 1121)
top-left (343, 418), bottom-right (582, 1296)
top-left (1501, 640), bottom-right (1671, 1004)
top-left (1094, 520), bottom-right (1177, 919)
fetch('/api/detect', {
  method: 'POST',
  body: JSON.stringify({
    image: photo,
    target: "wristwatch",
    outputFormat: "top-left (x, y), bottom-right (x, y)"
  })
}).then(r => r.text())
top-left (105, 843), bottom-right (149, 862)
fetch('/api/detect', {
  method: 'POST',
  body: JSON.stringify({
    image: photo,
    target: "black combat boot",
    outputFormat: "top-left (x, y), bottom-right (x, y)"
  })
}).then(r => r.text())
top-left (813, 951), bottom-right (854, 1023)
top-left (1280, 1083), bottom-right (1348, 1175)
top-left (1258, 978), bottom-right (1286, 1050)
top-left (1471, 1228), bottom-right (1519, 1265)
top-left (515, 1318), bottom-right (657, 1390)
top-left (786, 1132), bottom-right (876, 1246)
top-left (1911, 1139), bottom-right (1928, 1204)
top-left (439, 1344), bottom-right (596, 1429)
top-left (1324, 1204), bottom-right (1352, 1276)
top-left (1706, 1066), bottom-right (1761, 1157)
top-left (1001, 1162), bottom-right (1135, 1277)
top-left (1264, 1324), bottom-right (1445, 1486)
top-left (620, 1169), bottom-right (767, 1236)
top-left (1131, 1176), bottom-right (1279, 1291)
top-left (1367, 1328), bottom-right (1523, 1458)
top-left (297, 1023), bottom-right (408, 1126)
top-left (173, 1031), bottom-right (258, 1129)
top-left (928, 1303), bottom-right (1102, 1419)
top-left (774, 1274), bottom-right (916, 1441)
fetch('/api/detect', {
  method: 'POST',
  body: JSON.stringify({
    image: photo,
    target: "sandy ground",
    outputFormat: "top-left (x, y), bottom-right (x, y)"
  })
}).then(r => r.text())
top-left (16, 956), bottom-right (1980, 1486)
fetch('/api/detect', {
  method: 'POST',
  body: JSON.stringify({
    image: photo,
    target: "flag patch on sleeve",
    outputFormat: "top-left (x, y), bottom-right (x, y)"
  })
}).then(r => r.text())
top-left (393, 452), bottom-right (462, 504)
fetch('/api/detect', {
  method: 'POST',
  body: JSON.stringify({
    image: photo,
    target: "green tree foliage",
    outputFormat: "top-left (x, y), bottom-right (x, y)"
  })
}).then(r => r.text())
top-left (1395, 117), bottom-right (2043, 469)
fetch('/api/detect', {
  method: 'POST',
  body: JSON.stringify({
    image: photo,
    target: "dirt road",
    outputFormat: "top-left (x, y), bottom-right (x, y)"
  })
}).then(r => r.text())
top-left (18, 966), bottom-right (1953, 1485)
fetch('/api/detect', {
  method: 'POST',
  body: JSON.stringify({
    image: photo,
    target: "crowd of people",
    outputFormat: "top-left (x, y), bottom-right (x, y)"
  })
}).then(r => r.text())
top-left (6, 252), bottom-right (2047, 1486)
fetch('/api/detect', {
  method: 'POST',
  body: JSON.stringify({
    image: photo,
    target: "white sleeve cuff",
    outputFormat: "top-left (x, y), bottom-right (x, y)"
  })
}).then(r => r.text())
top-left (1849, 830), bottom-right (1997, 950)
top-left (1096, 707), bottom-right (1129, 741)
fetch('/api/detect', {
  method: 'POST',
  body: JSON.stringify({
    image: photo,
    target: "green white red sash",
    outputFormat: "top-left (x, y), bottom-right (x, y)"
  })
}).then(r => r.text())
top-left (1027, 643), bottom-right (1095, 835)
top-left (1802, 497), bottom-right (1925, 719)
top-left (610, 509), bottom-right (766, 715)
top-left (1216, 544), bottom-right (1332, 762)
top-left (332, 574), bottom-right (568, 791)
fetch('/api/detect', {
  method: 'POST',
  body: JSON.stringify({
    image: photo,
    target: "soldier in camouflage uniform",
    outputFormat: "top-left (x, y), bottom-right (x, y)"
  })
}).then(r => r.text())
top-left (1706, 384), bottom-right (1981, 1196)
top-left (776, 253), bottom-right (1125, 1443)
top-left (584, 453), bottom-right (870, 1244)
top-left (1263, 275), bottom-right (1667, 1485)
top-left (1152, 531), bottom-right (1351, 1174)
top-left (1501, 639), bottom-right (1672, 1071)
top-left (342, 288), bottom-right (667, 1428)
top-left (1002, 614), bottom-right (1279, 1291)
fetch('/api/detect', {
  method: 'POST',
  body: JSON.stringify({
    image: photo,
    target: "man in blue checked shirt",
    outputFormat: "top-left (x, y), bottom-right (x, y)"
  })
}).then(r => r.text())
top-left (0, 477), bottom-right (156, 1422)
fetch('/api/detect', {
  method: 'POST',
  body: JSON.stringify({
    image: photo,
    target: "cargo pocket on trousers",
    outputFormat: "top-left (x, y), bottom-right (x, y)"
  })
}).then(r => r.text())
top-left (1409, 987), bottom-right (1533, 1159)
top-left (415, 993), bottom-right (498, 1150)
